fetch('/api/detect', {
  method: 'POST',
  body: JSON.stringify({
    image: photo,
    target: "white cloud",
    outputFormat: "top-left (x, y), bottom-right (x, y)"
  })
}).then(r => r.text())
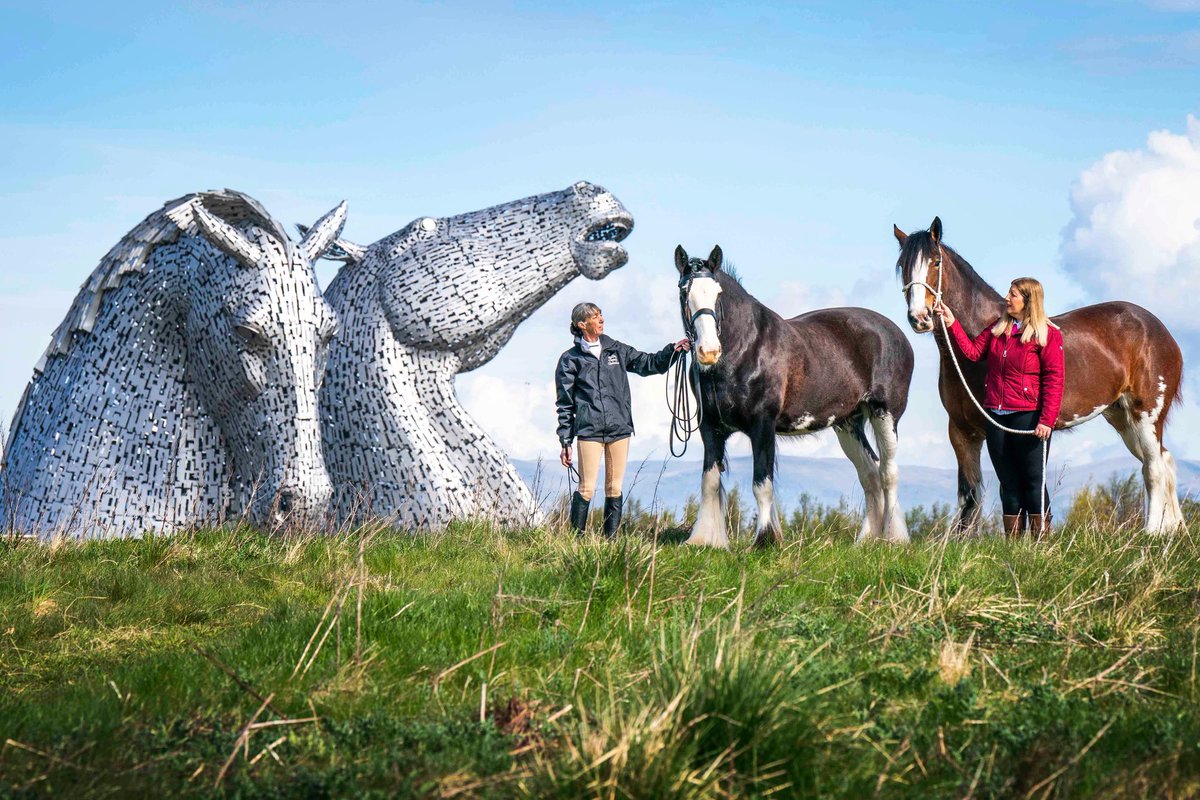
top-left (1057, 114), bottom-right (1200, 462)
top-left (1062, 114), bottom-right (1200, 333)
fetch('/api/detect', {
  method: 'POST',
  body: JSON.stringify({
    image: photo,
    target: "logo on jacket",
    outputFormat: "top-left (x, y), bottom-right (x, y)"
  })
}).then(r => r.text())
top-left (606, 354), bottom-right (619, 366)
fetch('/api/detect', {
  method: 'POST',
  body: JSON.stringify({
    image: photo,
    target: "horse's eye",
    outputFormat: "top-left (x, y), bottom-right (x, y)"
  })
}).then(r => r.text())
top-left (233, 323), bottom-right (268, 348)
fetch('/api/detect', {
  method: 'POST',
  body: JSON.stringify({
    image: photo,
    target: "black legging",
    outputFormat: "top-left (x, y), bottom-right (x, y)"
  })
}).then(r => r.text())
top-left (985, 409), bottom-right (1051, 517)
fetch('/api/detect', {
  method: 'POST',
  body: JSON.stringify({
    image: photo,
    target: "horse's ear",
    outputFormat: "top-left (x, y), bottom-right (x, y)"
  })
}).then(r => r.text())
top-left (893, 224), bottom-right (908, 245)
top-left (296, 222), bottom-right (367, 264)
top-left (193, 200), bottom-right (263, 266)
top-left (299, 201), bottom-right (349, 264)
top-left (708, 245), bottom-right (723, 272)
top-left (674, 245), bottom-right (689, 275)
top-left (929, 216), bottom-right (943, 244)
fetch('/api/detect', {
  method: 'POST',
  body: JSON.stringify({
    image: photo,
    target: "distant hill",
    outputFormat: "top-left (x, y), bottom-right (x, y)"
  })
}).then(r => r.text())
top-left (514, 454), bottom-right (1200, 517)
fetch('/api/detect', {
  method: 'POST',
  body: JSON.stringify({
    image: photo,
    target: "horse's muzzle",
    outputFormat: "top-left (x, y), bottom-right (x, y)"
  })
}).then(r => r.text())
top-left (696, 346), bottom-right (722, 366)
top-left (907, 311), bottom-right (934, 334)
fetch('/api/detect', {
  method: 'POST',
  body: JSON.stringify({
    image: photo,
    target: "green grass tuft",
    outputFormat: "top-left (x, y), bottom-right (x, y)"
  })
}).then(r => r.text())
top-left (3, 496), bottom-right (1200, 797)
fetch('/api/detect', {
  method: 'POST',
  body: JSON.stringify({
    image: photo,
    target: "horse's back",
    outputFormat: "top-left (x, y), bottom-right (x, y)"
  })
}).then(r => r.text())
top-left (1055, 301), bottom-right (1180, 349)
top-left (783, 306), bottom-right (914, 415)
top-left (786, 306), bottom-right (913, 360)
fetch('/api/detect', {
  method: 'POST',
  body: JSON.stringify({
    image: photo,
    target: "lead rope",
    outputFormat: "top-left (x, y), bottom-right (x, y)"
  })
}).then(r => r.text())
top-left (902, 245), bottom-right (1049, 532)
top-left (666, 345), bottom-right (701, 457)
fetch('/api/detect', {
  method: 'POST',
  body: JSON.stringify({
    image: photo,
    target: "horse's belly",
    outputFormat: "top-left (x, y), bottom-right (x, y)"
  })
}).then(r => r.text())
top-left (776, 411), bottom-right (837, 435)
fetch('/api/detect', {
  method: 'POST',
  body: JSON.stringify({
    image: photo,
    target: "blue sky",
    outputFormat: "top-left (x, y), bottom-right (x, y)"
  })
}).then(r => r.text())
top-left (2, 0), bottom-right (1199, 475)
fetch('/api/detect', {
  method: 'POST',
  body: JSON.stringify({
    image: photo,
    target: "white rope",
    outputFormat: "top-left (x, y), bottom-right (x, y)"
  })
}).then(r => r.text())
top-left (903, 246), bottom-right (1049, 532)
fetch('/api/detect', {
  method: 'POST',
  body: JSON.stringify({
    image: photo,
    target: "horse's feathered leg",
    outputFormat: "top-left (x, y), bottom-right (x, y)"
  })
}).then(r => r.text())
top-left (685, 423), bottom-right (729, 549)
top-left (1104, 394), bottom-right (1184, 533)
top-left (870, 411), bottom-right (910, 543)
top-left (835, 414), bottom-right (883, 543)
top-left (948, 422), bottom-right (985, 535)
top-left (750, 417), bottom-right (782, 548)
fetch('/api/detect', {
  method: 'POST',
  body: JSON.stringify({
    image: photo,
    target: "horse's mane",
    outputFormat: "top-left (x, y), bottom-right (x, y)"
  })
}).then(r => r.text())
top-left (36, 189), bottom-right (288, 374)
top-left (895, 230), bottom-right (992, 292)
top-left (721, 261), bottom-right (744, 285)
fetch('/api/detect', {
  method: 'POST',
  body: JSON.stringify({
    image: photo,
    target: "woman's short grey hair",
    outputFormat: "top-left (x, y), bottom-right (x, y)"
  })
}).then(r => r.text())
top-left (570, 302), bottom-right (602, 337)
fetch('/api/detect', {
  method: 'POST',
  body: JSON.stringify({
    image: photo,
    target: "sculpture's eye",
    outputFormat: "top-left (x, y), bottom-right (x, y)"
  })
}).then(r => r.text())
top-left (233, 322), bottom-right (268, 349)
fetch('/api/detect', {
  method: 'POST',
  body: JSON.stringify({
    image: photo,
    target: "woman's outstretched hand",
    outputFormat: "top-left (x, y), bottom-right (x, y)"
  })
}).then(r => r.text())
top-left (1034, 424), bottom-right (1052, 440)
top-left (932, 299), bottom-right (955, 325)
top-left (560, 445), bottom-right (572, 468)
top-left (674, 339), bottom-right (691, 352)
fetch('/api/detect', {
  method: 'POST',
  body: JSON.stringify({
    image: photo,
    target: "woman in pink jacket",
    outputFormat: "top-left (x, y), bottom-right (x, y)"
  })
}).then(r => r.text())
top-left (933, 278), bottom-right (1064, 538)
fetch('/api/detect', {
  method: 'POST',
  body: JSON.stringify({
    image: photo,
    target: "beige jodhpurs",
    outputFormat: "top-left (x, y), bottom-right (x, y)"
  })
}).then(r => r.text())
top-left (575, 437), bottom-right (630, 501)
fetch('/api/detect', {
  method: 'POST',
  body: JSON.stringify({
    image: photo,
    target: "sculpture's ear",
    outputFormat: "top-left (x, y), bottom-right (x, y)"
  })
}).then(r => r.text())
top-left (299, 201), bottom-right (349, 264)
top-left (295, 221), bottom-right (367, 264)
top-left (193, 200), bottom-right (263, 266)
top-left (929, 216), bottom-right (943, 244)
top-left (893, 224), bottom-right (908, 246)
top-left (708, 245), bottom-right (723, 272)
top-left (674, 245), bottom-right (689, 275)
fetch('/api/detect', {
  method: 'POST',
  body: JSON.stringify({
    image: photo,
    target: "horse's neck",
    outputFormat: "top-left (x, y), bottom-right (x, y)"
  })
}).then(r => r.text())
top-left (4, 321), bottom-right (226, 533)
top-left (944, 252), bottom-right (1002, 336)
top-left (717, 276), bottom-right (781, 356)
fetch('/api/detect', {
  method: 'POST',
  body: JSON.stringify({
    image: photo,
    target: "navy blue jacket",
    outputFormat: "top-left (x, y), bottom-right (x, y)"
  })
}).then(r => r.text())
top-left (555, 335), bottom-right (675, 446)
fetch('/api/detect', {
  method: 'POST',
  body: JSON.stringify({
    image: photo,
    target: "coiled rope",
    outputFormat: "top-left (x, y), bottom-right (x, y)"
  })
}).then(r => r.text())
top-left (666, 347), bottom-right (701, 457)
top-left (901, 244), bottom-right (1050, 531)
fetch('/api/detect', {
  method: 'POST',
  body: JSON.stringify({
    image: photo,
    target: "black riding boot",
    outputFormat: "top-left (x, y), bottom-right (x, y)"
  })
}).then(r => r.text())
top-left (569, 491), bottom-right (590, 535)
top-left (603, 494), bottom-right (623, 539)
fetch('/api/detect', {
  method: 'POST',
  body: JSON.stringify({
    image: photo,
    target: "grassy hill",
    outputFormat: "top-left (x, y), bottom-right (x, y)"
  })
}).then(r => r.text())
top-left (3, 506), bottom-right (1200, 797)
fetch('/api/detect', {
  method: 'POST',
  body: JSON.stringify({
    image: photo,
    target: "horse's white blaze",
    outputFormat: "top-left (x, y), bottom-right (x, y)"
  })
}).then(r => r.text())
top-left (687, 276), bottom-right (723, 363)
top-left (834, 425), bottom-right (884, 543)
top-left (686, 463), bottom-right (728, 548)
top-left (907, 252), bottom-right (930, 321)
top-left (1062, 404), bottom-right (1108, 429)
top-left (870, 413), bottom-right (909, 542)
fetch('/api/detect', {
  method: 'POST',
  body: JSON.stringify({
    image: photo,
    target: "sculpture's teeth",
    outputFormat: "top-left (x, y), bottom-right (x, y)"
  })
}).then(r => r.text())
top-left (585, 222), bottom-right (630, 243)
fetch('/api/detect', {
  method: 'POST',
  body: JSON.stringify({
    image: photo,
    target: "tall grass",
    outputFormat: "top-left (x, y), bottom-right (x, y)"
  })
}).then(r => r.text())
top-left (2, 482), bottom-right (1200, 797)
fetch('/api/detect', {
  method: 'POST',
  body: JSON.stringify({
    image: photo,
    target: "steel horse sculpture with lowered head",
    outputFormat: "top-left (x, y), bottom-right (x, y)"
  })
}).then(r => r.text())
top-left (895, 217), bottom-right (1185, 533)
top-left (677, 245), bottom-right (915, 548)
top-left (318, 181), bottom-right (633, 528)
top-left (0, 190), bottom-right (345, 539)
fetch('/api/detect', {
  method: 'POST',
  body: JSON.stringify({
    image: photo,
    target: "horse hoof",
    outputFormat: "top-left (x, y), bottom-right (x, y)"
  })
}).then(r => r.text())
top-left (752, 531), bottom-right (780, 549)
top-left (684, 534), bottom-right (729, 549)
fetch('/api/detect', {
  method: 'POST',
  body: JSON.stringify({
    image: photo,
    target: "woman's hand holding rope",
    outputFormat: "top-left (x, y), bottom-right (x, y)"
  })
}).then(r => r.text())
top-left (932, 299), bottom-right (955, 326)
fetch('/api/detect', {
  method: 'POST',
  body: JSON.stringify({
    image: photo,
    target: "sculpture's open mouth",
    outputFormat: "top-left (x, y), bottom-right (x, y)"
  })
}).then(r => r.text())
top-left (574, 213), bottom-right (633, 279)
top-left (584, 217), bottom-right (632, 244)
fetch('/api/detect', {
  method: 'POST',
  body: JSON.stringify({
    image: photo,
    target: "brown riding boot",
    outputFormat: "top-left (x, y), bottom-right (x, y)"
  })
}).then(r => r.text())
top-left (1003, 514), bottom-right (1023, 539)
top-left (1027, 514), bottom-right (1051, 541)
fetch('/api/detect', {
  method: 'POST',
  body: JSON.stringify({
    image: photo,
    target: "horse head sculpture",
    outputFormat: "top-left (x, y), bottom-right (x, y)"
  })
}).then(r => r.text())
top-left (1, 190), bottom-right (345, 537)
top-left (317, 180), bottom-right (633, 527)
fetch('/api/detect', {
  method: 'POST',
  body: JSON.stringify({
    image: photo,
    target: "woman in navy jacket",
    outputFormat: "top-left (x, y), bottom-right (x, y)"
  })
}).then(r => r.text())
top-left (555, 302), bottom-right (689, 536)
top-left (934, 278), bottom-right (1065, 538)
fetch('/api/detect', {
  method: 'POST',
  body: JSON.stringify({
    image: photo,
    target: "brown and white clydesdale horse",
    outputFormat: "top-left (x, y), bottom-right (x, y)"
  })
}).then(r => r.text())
top-left (678, 245), bottom-right (914, 548)
top-left (895, 217), bottom-right (1185, 533)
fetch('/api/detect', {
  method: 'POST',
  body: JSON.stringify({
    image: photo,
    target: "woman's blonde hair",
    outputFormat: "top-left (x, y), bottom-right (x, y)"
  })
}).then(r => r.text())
top-left (990, 277), bottom-right (1058, 346)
